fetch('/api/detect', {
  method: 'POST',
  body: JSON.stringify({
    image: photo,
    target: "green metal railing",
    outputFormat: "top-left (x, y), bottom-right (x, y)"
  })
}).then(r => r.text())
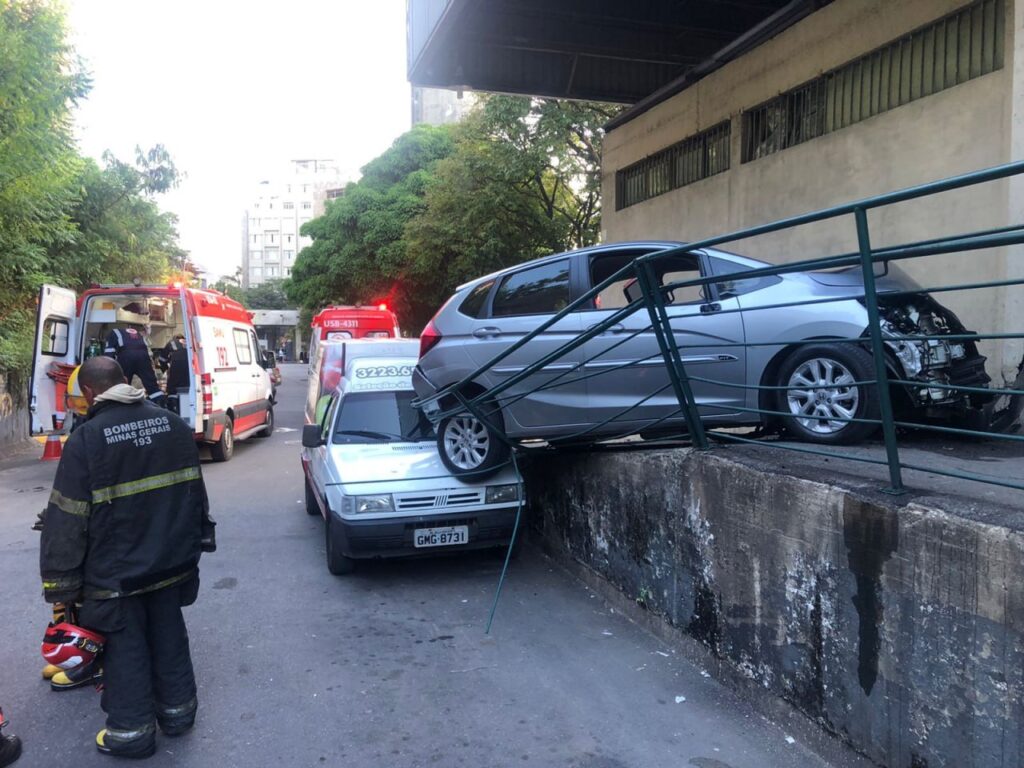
top-left (416, 161), bottom-right (1024, 494)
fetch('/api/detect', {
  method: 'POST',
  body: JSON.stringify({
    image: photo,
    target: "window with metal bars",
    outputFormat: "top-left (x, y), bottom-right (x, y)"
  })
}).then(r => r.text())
top-left (616, 121), bottom-right (731, 210)
top-left (742, 0), bottom-right (1004, 163)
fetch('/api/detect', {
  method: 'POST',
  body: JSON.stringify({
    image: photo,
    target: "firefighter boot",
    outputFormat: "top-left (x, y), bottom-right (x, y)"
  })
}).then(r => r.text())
top-left (41, 664), bottom-right (61, 680)
top-left (50, 657), bottom-right (103, 691)
top-left (0, 709), bottom-right (22, 768)
top-left (95, 725), bottom-right (156, 759)
top-left (156, 696), bottom-right (197, 737)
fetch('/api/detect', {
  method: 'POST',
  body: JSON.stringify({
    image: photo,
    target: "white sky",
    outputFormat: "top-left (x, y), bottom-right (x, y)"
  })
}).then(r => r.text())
top-left (65, 0), bottom-right (412, 279)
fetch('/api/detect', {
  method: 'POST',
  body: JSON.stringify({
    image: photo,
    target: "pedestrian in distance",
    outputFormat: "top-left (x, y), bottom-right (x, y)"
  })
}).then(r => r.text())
top-left (103, 324), bottom-right (166, 408)
top-left (39, 356), bottom-right (216, 759)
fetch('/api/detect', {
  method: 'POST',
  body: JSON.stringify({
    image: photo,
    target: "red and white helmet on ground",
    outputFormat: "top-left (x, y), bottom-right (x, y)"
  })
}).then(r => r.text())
top-left (41, 622), bottom-right (105, 670)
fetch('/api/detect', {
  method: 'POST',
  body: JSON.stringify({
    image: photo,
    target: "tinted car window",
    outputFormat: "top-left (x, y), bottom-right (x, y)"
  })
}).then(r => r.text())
top-left (709, 255), bottom-right (782, 297)
top-left (459, 279), bottom-right (494, 318)
top-left (492, 260), bottom-right (570, 317)
top-left (332, 391), bottom-right (435, 444)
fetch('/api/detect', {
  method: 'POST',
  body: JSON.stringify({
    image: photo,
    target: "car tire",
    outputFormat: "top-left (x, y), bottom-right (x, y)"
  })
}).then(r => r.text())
top-left (255, 406), bottom-right (274, 438)
top-left (210, 418), bottom-right (234, 462)
top-left (776, 343), bottom-right (879, 445)
top-left (304, 476), bottom-right (320, 516)
top-left (325, 513), bottom-right (355, 575)
top-left (436, 398), bottom-right (510, 480)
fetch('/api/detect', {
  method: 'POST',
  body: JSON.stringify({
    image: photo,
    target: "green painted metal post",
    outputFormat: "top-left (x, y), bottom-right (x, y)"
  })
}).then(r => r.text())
top-left (636, 260), bottom-right (709, 450)
top-left (854, 208), bottom-right (905, 493)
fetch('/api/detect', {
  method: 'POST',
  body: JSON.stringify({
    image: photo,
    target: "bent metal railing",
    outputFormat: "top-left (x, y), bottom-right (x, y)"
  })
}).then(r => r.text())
top-left (415, 161), bottom-right (1024, 495)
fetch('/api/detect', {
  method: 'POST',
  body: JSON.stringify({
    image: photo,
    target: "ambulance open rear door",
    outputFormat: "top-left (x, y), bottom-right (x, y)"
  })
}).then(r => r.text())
top-left (30, 284), bottom-right (78, 435)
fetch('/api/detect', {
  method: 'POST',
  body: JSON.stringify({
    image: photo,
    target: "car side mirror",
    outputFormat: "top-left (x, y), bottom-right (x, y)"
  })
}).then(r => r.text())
top-left (302, 424), bottom-right (325, 448)
top-left (623, 278), bottom-right (642, 303)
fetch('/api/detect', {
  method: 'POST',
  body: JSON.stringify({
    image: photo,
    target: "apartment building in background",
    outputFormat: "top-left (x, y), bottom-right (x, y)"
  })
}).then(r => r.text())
top-left (241, 159), bottom-right (345, 288)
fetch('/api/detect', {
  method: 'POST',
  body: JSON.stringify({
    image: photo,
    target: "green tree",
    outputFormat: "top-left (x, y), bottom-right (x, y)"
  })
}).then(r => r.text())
top-left (287, 95), bottom-right (618, 333)
top-left (49, 147), bottom-right (183, 289)
top-left (0, 0), bottom-right (89, 374)
top-left (286, 124), bottom-right (455, 323)
top-left (245, 279), bottom-right (290, 309)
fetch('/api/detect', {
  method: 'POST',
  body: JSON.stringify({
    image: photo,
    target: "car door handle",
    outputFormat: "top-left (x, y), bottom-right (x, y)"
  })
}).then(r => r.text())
top-left (473, 327), bottom-right (501, 338)
top-left (587, 323), bottom-right (625, 334)
top-left (700, 303), bottom-right (722, 314)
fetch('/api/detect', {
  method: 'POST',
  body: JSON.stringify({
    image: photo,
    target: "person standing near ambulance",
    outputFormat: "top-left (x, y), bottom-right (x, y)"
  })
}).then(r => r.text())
top-left (103, 324), bottom-right (165, 407)
top-left (39, 356), bottom-right (216, 759)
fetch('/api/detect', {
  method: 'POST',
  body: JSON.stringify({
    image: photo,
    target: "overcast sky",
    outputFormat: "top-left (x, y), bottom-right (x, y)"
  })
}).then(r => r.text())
top-left (66, 0), bottom-right (412, 279)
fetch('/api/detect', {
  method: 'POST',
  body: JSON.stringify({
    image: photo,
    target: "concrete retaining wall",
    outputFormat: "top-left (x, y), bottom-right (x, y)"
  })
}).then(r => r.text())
top-left (526, 448), bottom-right (1024, 768)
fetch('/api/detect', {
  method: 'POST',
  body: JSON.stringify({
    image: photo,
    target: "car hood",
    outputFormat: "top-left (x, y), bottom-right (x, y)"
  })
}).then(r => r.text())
top-left (804, 264), bottom-right (922, 294)
top-left (326, 442), bottom-right (518, 487)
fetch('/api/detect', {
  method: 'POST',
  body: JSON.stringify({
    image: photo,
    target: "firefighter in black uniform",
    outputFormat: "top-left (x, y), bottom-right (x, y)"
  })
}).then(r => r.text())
top-left (103, 325), bottom-right (165, 407)
top-left (40, 356), bottom-right (216, 759)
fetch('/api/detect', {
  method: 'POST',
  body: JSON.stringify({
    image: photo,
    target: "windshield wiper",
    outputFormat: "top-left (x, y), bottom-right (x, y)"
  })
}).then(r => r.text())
top-left (334, 429), bottom-right (401, 441)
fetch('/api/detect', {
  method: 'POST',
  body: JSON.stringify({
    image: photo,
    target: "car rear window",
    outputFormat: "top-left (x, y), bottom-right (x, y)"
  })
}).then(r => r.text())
top-left (492, 259), bottom-right (570, 317)
top-left (458, 280), bottom-right (494, 318)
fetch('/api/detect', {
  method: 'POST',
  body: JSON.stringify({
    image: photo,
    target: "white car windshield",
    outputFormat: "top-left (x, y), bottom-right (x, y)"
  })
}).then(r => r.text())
top-left (332, 391), bottom-right (435, 444)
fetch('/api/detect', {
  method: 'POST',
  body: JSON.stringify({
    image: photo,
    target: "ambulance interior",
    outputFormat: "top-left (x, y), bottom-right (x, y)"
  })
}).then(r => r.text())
top-left (81, 293), bottom-right (195, 420)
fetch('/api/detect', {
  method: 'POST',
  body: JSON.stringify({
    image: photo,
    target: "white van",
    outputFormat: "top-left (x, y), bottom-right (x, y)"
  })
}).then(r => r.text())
top-left (301, 339), bottom-right (524, 574)
top-left (31, 283), bottom-right (274, 461)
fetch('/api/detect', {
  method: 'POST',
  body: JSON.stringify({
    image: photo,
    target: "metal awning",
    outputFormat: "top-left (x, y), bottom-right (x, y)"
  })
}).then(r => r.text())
top-left (408, 0), bottom-right (828, 122)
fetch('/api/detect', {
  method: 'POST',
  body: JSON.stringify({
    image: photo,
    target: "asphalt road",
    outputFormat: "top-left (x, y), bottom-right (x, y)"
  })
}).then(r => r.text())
top-left (0, 364), bottom-right (871, 768)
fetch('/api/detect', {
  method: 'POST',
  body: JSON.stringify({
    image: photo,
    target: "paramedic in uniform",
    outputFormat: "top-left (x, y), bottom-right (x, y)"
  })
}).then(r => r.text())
top-left (103, 325), bottom-right (165, 407)
top-left (157, 334), bottom-right (189, 400)
top-left (39, 356), bottom-right (216, 759)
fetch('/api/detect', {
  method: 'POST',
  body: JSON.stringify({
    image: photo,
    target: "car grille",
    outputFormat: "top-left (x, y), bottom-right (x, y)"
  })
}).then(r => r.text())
top-left (394, 490), bottom-right (485, 511)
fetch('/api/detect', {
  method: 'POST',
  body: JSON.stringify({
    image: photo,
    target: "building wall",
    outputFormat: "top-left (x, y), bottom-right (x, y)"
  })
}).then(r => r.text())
top-left (242, 159), bottom-right (345, 288)
top-left (601, 0), bottom-right (1021, 381)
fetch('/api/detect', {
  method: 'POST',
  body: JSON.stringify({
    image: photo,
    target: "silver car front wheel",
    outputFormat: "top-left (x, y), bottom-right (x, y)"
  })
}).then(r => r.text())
top-left (776, 344), bottom-right (878, 445)
top-left (786, 357), bottom-right (859, 434)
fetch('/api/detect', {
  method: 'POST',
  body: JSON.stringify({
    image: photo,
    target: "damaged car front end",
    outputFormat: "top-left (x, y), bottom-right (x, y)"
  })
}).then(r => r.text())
top-left (811, 265), bottom-right (1021, 432)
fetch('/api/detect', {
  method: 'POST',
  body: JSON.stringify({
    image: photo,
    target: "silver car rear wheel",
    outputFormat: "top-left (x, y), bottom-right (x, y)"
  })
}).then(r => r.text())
top-left (776, 344), bottom-right (878, 445)
top-left (443, 416), bottom-right (491, 469)
top-left (436, 399), bottom-right (510, 480)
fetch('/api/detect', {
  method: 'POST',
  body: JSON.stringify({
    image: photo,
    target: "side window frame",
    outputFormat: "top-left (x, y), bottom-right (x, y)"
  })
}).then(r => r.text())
top-left (233, 328), bottom-right (252, 365)
top-left (491, 258), bottom-right (572, 318)
top-left (40, 317), bottom-right (70, 356)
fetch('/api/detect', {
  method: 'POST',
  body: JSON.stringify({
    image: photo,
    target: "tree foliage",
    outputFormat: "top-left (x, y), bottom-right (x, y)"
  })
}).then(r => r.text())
top-left (287, 95), bottom-right (618, 332)
top-left (244, 279), bottom-right (290, 309)
top-left (0, 1), bottom-right (186, 379)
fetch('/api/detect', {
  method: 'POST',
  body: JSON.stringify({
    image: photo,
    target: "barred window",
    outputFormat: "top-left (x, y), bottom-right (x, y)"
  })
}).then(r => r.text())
top-left (616, 121), bottom-right (730, 210)
top-left (743, 0), bottom-right (1004, 162)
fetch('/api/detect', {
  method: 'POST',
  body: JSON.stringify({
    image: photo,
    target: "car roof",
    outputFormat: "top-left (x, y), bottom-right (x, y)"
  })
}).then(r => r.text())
top-left (453, 240), bottom-right (768, 292)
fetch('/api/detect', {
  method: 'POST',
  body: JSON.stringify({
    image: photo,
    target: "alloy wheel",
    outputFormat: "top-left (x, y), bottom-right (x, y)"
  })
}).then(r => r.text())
top-left (442, 415), bottom-right (491, 470)
top-left (785, 357), bottom-right (859, 434)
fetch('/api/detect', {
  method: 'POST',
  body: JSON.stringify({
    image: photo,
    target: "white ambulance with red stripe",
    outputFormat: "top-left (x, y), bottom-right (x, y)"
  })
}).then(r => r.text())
top-left (31, 282), bottom-right (274, 461)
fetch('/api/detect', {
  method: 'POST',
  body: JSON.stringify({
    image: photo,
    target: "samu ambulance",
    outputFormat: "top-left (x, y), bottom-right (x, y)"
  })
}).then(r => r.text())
top-left (300, 339), bottom-right (524, 575)
top-left (307, 304), bottom-right (401, 364)
top-left (31, 283), bottom-right (274, 461)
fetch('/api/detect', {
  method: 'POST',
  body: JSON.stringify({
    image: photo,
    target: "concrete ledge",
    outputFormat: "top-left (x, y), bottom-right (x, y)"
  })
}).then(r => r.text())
top-left (524, 447), bottom-right (1024, 768)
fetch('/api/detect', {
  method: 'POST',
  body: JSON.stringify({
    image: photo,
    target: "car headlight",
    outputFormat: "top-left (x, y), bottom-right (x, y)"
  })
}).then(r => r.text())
top-left (354, 494), bottom-right (394, 514)
top-left (486, 484), bottom-right (520, 504)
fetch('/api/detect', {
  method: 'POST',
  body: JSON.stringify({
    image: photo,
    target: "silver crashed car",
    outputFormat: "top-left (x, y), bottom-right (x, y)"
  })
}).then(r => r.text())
top-left (413, 241), bottom-right (1000, 477)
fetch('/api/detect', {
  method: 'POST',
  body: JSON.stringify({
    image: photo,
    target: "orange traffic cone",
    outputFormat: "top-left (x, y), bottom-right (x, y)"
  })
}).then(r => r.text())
top-left (41, 433), bottom-right (62, 461)
top-left (41, 412), bottom-right (65, 462)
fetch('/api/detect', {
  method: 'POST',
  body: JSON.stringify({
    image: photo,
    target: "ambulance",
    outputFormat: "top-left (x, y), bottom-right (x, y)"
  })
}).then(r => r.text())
top-left (301, 339), bottom-right (524, 575)
top-left (307, 304), bottom-right (401, 364)
top-left (30, 283), bottom-right (274, 461)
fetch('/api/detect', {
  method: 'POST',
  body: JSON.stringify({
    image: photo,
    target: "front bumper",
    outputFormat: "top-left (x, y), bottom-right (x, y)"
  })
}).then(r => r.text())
top-left (328, 506), bottom-right (522, 560)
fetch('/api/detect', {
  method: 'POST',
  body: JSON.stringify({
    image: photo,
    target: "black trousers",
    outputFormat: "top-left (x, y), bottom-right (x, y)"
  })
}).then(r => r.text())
top-left (116, 350), bottom-right (163, 402)
top-left (81, 578), bottom-right (198, 731)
